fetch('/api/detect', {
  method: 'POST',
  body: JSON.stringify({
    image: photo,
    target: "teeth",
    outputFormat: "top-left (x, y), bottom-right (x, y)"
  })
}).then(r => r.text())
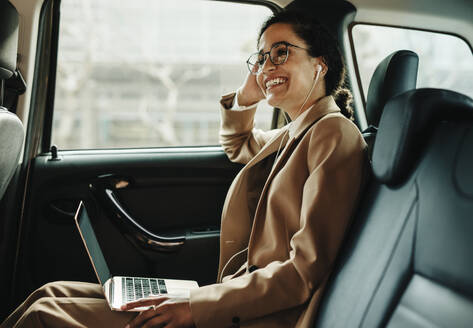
top-left (266, 77), bottom-right (286, 89)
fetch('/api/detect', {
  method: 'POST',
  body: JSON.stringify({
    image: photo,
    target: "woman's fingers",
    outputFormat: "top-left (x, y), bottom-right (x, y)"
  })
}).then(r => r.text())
top-left (141, 312), bottom-right (171, 328)
top-left (121, 296), bottom-right (169, 311)
top-left (125, 308), bottom-right (157, 328)
top-left (125, 304), bottom-right (170, 328)
top-left (124, 300), bottom-right (194, 328)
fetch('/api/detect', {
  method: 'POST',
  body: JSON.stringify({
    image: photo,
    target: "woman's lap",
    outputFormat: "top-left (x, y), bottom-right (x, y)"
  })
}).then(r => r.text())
top-left (16, 296), bottom-right (134, 328)
top-left (1, 281), bottom-right (135, 328)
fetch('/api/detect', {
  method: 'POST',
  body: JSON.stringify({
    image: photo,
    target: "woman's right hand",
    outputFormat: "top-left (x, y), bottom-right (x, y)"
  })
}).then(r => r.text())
top-left (237, 71), bottom-right (265, 107)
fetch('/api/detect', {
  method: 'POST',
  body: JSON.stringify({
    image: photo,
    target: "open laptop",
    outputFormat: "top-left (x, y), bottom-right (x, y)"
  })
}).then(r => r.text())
top-left (74, 201), bottom-right (199, 311)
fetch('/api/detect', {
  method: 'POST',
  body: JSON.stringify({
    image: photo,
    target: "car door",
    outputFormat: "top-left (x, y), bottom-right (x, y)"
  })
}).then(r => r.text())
top-left (3, 0), bottom-right (277, 314)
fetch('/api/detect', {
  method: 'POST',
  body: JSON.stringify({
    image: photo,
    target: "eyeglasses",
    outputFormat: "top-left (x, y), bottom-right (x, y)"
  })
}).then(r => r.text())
top-left (246, 41), bottom-right (309, 75)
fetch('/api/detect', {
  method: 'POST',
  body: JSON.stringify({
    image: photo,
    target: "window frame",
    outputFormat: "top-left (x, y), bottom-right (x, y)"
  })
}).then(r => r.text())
top-left (348, 21), bottom-right (473, 114)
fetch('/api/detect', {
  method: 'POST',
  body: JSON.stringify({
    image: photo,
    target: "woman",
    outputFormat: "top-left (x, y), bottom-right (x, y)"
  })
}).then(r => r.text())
top-left (1, 10), bottom-right (366, 328)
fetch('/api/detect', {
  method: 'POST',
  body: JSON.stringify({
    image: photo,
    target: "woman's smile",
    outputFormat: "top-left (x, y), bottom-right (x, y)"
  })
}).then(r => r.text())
top-left (265, 76), bottom-right (288, 91)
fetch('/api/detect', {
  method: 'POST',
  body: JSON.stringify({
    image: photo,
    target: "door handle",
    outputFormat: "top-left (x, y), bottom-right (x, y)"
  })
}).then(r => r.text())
top-left (92, 180), bottom-right (185, 252)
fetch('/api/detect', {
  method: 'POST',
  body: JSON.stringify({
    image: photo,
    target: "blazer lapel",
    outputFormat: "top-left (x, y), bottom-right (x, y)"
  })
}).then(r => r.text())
top-left (255, 96), bottom-right (340, 193)
top-left (243, 127), bottom-right (289, 171)
top-left (241, 96), bottom-right (339, 172)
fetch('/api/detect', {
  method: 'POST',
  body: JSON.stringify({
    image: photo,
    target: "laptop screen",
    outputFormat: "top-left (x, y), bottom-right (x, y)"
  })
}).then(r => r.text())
top-left (75, 202), bottom-right (112, 285)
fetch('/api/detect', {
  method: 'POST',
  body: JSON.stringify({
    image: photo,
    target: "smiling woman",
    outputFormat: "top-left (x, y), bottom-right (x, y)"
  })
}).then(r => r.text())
top-left (190, 11), bottom-right (366, 328)
top-left (1, 9), bottom-right (367, 328)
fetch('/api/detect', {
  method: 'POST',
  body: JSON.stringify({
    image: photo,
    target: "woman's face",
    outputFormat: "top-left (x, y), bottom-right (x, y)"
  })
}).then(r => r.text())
top-left (256, 23), bottom-right (324, 117)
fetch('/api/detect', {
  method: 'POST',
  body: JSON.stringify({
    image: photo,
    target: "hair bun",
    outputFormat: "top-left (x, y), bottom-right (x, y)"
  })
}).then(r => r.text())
top-left (334, 88), bottom-right (354, 121)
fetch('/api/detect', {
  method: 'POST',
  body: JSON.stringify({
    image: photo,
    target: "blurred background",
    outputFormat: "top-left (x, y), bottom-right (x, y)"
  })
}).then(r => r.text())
top-left (52, 0), bottom-right (473, 150)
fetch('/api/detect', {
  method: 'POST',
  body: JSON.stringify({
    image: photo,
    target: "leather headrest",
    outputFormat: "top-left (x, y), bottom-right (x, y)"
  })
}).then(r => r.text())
top-left (366, 50), bottom-right (419, 127)
top-left (372, 89), bottom-right (473, 186)
top-left (0, 1), bottom-right (19, 80)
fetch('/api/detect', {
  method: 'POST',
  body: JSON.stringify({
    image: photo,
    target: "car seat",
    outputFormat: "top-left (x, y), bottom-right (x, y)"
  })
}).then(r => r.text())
top-left (0, 0), bottom-right (24, 201)
top-left (362, 50), bottom-right (419, 156)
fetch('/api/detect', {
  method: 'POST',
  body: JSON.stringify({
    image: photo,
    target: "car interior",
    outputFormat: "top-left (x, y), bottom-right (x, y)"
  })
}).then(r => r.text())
top-left (0, 0), bottom-right (472, 326)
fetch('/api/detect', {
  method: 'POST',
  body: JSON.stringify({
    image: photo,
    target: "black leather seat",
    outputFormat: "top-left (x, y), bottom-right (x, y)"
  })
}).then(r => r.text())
top-left (314, 88), bottom-right (473, 327)
top-left (365, 50), bottom-right (419, 128)
top-left (0, 1), bottom-right (23, 200)
top-left (362, 50), bottom-right (419, 156)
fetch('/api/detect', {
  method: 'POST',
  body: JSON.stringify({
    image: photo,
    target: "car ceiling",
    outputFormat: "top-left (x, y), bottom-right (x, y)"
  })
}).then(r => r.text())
top-left (268, 0), bottom-right (473, 50)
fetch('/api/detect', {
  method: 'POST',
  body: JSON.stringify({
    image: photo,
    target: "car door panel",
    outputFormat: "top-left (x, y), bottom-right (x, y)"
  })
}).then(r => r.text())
top-left (13, 148), bottom-right (241, 305)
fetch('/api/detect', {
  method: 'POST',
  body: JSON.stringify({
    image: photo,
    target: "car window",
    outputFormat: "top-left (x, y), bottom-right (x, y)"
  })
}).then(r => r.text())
top-left (352, 24), bottom-right (473, 102)
top-left (51, 0), bottom-right (273, 149)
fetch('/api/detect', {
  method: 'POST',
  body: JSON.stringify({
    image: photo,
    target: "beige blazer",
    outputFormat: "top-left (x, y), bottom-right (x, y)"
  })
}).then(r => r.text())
top-left (190, 94), bottom-right (367, 328)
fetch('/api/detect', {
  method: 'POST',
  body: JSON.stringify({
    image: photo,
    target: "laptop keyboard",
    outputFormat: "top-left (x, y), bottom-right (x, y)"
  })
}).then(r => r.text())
top-left (123, 277), bottom-right (168, 302)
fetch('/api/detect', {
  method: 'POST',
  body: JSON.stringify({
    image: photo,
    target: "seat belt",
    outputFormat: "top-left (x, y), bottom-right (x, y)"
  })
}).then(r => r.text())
top-left (4, 68), bottom-right (26, 113)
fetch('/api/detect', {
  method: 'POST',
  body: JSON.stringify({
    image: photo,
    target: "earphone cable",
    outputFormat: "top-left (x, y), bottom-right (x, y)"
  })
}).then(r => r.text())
top-left (272, 68), bottom-right (321, 167)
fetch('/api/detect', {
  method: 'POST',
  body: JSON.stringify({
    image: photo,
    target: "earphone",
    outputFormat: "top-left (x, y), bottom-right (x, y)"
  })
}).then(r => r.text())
top-left (315, 64), bottom-right (322, 74)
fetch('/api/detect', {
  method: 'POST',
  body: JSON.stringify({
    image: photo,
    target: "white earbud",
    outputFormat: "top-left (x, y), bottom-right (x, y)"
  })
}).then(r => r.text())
top-left (313, 64), bottom-right (322, 81)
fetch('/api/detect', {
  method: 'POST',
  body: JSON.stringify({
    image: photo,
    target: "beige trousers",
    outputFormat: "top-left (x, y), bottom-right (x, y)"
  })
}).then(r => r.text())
top-left (1, 281), bottom-right (135, 328)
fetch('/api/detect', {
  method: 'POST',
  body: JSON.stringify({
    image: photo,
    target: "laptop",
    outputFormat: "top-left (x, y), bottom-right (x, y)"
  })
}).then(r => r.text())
top-left (74, 201), bottom-right (199, 311)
